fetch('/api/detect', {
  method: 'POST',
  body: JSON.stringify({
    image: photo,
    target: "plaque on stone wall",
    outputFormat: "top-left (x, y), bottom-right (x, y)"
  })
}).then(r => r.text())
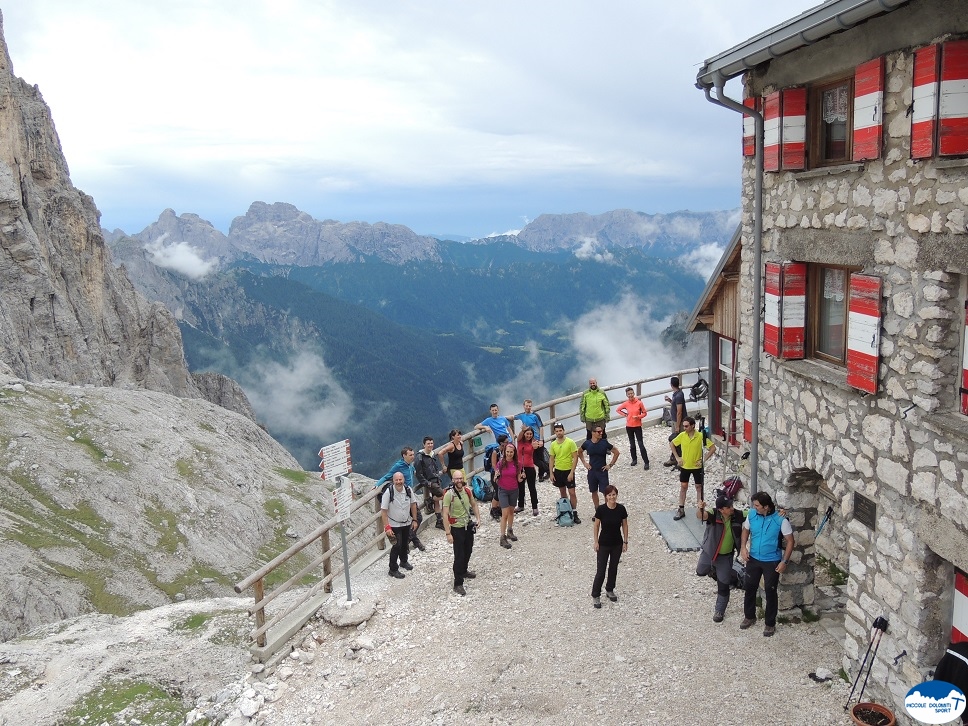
top-left (853, 492), bottom-right (876, 530)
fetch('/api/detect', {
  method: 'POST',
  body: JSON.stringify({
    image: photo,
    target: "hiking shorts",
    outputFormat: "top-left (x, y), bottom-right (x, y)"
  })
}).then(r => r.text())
top-left (553, 469), bottom-right (575, 489)
top-left (680, 468), bottom-right (704, 487)
top-left (497, 487), bottom-right (517, 509)
top-left (587, 469), bottom-right (609, 493)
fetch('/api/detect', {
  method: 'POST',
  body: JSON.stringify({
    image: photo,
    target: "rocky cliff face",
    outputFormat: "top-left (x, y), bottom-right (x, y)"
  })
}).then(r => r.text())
top-left (0, 13), bottom-right (198, 397)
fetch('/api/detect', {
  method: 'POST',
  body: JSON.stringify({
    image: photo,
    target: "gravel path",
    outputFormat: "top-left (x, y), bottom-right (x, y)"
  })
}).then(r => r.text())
top-left (253, 428), bottom-right (852, 726)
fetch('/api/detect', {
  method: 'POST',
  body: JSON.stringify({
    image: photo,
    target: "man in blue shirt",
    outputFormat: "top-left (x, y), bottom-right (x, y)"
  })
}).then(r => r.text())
top-left (476, 403), bottom-right (515, 441)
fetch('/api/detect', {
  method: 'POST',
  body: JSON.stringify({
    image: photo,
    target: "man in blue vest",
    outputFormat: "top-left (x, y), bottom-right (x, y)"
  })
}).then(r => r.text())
top-left (739, 491), bottom-right (794, 637)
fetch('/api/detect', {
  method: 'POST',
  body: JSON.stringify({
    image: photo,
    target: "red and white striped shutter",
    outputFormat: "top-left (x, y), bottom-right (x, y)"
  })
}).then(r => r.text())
top-left (763, 262), bottom-right (806, 359)
top-left (780, 263), bottom-right (806, 358)
top-left (940, 39), bottom-right (968, 157)
top-left (961, 300), bottom-right (968, 416)
top-left (763, 92), bottom-right (781, 171)
top-left (954, 569), bottom-right (968, 644)
top-left (743, 378), bottom-right (753, 442)
top-left (764, 263), bottom-right (783, 357)
top-left (743, 97), bottom-right (757, 157)
top-left (912, 44), bottom-right (941, 159)
top-left (853, 57), bottom-right (885, 161)
top-left (781, 88), bottom-right (807, 170)
top-left (846, 274), bottom-right (882, 394)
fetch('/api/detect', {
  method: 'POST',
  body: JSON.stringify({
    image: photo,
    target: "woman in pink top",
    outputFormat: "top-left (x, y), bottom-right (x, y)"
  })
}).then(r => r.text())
top-left (616, 387), bottom-right (650, 469)
top-left (495, 443), bottom-right (525, 549)
top-left (516, 427), bottom-right (542, 516)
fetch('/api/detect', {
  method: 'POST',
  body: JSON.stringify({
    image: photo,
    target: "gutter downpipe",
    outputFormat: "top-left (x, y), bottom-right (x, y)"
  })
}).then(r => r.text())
top-left (703, 75), bottom-right (763, 495)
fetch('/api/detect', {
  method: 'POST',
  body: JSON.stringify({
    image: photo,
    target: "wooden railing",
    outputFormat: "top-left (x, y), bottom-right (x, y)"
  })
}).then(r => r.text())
top-left (234, 366), bottom-right (707, 659)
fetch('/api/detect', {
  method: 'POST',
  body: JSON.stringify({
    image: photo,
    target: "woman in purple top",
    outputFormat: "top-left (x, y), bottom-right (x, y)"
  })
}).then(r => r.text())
top-left (495, 443), bottom-right (525, 549)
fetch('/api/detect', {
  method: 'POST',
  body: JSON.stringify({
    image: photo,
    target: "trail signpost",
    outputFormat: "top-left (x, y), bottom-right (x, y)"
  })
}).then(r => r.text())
top-left (318, 439), bottom-right (354, 600)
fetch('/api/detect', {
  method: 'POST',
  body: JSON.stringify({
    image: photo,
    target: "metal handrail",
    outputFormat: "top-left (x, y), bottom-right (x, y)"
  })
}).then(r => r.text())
top-left (234, 366), bottom-right (708, 656)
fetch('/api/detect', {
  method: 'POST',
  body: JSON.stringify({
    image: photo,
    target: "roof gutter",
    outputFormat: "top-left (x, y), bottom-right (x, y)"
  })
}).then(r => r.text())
top-left (703, 82), bottom-right (764, 496)
top-left (695, 0), bottom-right (911, 90)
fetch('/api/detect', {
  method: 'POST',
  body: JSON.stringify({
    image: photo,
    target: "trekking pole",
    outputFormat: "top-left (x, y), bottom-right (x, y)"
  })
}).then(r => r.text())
top-left (856, 617), bottom-right (889, 703)
top-left (815, 505), bottom-right (833, 537)
top-left (844, 616), bottom-right (889, 710)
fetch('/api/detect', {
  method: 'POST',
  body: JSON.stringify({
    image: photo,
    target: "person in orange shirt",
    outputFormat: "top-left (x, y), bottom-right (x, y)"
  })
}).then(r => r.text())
top-left (616, 387), bottom-right (649, 470)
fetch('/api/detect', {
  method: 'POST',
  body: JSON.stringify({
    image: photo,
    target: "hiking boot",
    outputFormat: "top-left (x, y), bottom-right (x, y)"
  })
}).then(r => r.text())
top-left (435, 518), bottom-right (445, 530)
top-left (713, 612), bottom-right (724, 623)
top-left (740, 618), bottom-right (756, 630)
top-left (500, 535), bottom-right (511, 549)
top-left (388, 570), bottom-right (404, 579)
top-left (606, 591), bottom-right (618, 602)
top-left (464, 571), bottom-right (477, 579)
top-left (593, 596), bottom-right (602, 609)
top-left (662, 456), bottom-right (677, 467)
top-left (424, 498), bottom-right (435, 514)
top-left (643, 462), bottom-right (650, 471)
top-left (506, 528), bottom-right (518, 541)
top-left (454, 585), bottom-right (466, 596)
top-left (572, 513), bottom-right (582, 524)
top-left (532, 508), bottom-right (539, 517)
top-left (514, 506), bottom-right (524, 513)
top-left (490, 507), bottom-right (501, 520)
top-left (629, 460), bottom-right (637, 467)
top-left (400, 562), bottom-right (413, 571)
top-left (763, 626), bottom-right (776, 637)
top-left (412, 537), bottom-right (427, 552)
top-left (673, 507), bottom-right (686, 521)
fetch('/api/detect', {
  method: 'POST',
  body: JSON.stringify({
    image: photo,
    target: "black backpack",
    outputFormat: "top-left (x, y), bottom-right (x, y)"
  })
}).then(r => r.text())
top-left (378, 482), bottom-right (412, 505)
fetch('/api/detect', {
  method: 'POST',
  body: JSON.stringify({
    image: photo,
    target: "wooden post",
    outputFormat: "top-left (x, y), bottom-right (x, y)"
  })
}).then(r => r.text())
top-left (375, 497), bottom-right (385, 551)
top-left (253, 579), bottom-right (267, 647)
top-left (321, 529), bottom-right (332, 593)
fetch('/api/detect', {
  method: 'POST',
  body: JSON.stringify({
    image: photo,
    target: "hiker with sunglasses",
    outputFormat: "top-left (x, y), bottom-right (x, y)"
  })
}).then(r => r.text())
top-left (669, 416), bottom-right (715, 521)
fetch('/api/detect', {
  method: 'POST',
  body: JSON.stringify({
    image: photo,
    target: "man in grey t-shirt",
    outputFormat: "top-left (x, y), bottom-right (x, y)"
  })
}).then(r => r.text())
top-left (381, 472), bottom-right (418, 578)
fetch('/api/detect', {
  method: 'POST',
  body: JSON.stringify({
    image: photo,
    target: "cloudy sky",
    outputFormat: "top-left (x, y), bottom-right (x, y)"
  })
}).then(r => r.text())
top-left (3, 0), bottom-right (817, 238)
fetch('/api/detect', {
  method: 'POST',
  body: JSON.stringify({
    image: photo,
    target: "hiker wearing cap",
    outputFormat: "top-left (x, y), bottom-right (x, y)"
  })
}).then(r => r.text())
top-left (669, 416), bottom-right (715, 520)
top-left (591, 485), bottom-right (628, 609)
top-left (697, 496), bottom-right (745, 623)
top-left (616, 387), bottom-right (650, 470)
top-left (579, 378), bottom-right (611, 441)
top-left (739, 491), bottom-right (794, 637)
top-left (549, 423), bottom-right (581, 524)
top-left (442, 471), bottom-right (480, 596)
top-left (381, 472), bottom-right (419, 579)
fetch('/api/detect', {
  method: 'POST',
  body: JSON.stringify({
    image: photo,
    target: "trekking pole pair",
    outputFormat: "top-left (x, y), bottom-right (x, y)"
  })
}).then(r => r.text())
top-left (844, 616), bottom-right (889, 710)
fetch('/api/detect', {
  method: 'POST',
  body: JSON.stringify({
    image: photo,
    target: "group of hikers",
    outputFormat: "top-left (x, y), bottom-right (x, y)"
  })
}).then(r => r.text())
top-left (373, 376), bottom-right (793, 633)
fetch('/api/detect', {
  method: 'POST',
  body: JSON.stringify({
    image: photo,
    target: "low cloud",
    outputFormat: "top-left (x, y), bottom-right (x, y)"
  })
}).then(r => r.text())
top-left (573, 237), bottom-right (616, 264)
top-left (681, 242), bottom-right (727, 281)
top-left (145, 238), bottom-right (217, 279)
top-left (237, 349), bottom-right (354, 444)
top-left (565, 293), bottom-right (700, 394)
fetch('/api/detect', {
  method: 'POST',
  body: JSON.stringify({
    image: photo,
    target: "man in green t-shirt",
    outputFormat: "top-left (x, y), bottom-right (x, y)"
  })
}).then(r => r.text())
top-left (696, 496), bottom-right (744, 623)
top-left (549, 422), bottom-right (581, 524)
top-left (442, 472), bottom-right (481, 596)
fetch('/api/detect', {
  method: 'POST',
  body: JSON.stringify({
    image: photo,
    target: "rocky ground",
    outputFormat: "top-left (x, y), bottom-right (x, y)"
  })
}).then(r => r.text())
top-left (0, 427), bottom-right (856, 725)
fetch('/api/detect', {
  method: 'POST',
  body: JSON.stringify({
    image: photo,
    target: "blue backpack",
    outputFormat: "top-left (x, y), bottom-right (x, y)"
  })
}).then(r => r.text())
top-left (471, 474), bottom-right (493, 502)
top-left (483, 443), bottom-right (499, 472)
top-left (555, 497), bottom-right (575, 527)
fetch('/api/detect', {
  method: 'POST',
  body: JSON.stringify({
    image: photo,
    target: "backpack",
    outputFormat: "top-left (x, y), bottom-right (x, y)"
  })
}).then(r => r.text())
top-left (555, 497), bottom-right (575, 527)
top-left (378, 482), bottom-right (412, 506)
top-left (471, 474), bottom-right (493, 502)
top-left (716, 476), bottom-right (744, 500)
top-left (483, 443), bottom-right (499, 473)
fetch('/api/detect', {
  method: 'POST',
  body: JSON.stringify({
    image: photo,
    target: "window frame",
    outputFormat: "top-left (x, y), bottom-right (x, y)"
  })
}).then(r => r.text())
top-left (715, 335), bottom-right (740, 444)
top-left (807, 263), bottom-right (859, 367)
top-left (808, 74), bottom-right (855, 169)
